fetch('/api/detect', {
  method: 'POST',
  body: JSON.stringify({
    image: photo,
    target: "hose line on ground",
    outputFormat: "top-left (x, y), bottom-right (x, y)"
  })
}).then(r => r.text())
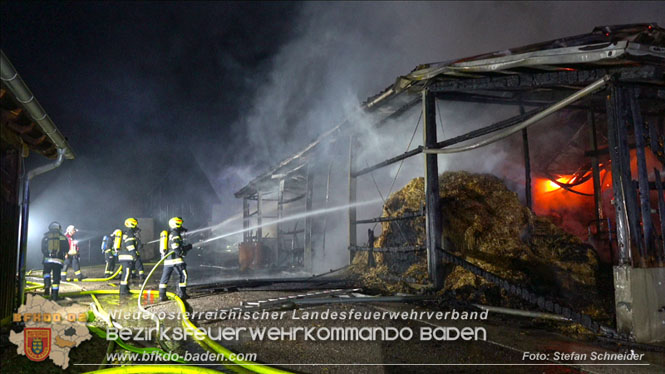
top-left (89, 293), bottom-right (186, 364)
top-left (81, 365), bottom-right (226, 374)
top-left (82, 265), bottom-right (123, 282)
top-left (137, 250), bottom-right (174, 349)
top-left (87, 324), bottom-right (187, 364)
top-left (60, 286), bottom-right (292, 373)
top-left (136, 251), bottom-right (292, 374)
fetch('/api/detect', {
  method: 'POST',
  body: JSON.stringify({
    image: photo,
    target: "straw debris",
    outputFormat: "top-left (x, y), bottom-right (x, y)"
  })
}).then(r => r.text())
top-left (351, 171), bottom-right (602, 312)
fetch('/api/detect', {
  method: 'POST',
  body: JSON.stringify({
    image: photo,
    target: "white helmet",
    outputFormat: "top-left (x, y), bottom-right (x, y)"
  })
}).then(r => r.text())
top-left (66, 225), bottom-right (77, 235)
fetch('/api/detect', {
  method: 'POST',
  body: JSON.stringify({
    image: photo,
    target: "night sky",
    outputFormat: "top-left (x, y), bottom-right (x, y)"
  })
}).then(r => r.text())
top-left (2, 1), bottom-right (663, 263)
top-left (2, 1), bottom-right (300, 232)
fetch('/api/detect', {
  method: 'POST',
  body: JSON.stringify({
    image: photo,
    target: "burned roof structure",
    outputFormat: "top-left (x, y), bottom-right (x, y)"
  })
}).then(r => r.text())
top-left (234, 23), bottom-right (664, 342)
top-left (237, 23), bottom-right (664, 200)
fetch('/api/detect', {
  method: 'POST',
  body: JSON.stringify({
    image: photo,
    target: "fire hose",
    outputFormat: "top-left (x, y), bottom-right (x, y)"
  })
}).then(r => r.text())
top-left (82, 265), bottom-right (123, 282)
top-left (22, 261), bottom-right (293, 372)
top-left (48, 288), bottom-right (292, 374)
top-left (79, 366), bottom-right (226, 374)
top-left (88, 294), bottom-right (187, 364)
top-left (52, 250), bottom-right (293, 374)
top-left (135, 250), bottom-right (292, 374)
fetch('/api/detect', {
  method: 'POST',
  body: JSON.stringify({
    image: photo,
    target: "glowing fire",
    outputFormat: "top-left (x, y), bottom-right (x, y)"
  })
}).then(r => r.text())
top-left (540, 175), bottom-right (579, 193)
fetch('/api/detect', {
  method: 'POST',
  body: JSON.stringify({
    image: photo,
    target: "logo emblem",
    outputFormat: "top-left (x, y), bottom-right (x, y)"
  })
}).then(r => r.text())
top-left (25, 328), bottom-right (51, 361)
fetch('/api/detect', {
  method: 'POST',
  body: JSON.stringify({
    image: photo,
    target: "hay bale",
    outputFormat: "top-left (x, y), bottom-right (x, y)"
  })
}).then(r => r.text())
top-left (352, 171), bottom-right (603, 312)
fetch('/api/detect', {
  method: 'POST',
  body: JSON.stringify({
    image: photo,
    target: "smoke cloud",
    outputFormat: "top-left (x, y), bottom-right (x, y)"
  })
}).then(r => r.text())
top-left (2, 1), bottom-right (663, 272)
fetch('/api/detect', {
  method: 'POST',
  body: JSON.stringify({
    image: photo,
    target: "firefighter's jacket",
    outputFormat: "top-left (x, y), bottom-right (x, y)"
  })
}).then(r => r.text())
top-left (161, 228), bottom-right (188, 266)
top-left (101, 234), bottom-right (117, 255)
top-left (118, 228), bottom-right (141, 262)
top-left (41, 230), bottom-right (68, 266)
top-left (65, 232), bottom-right (79, 256)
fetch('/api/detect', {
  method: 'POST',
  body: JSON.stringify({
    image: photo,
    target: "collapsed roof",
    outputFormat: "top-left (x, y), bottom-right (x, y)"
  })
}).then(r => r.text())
top-left (235, 23), bottom-right (665, 199)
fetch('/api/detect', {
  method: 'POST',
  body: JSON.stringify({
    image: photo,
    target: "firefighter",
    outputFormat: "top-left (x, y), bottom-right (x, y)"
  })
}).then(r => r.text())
top-left (159, 216), bottom-right (192, 301)
top-left (118, 218), bottom-right (141, 296)
top-left (101, 232), bottom-right (118, 277)
top-left (41, 222), bottom-right (68, 301)
top-left (61, 225), bottom-right (83, 281)
top-left (131, 238), bottom-right (146, 282)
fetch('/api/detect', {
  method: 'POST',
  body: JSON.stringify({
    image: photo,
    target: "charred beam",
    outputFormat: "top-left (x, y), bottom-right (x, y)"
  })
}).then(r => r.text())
top-left (348, 135), bottom-right (357, 263)
top-left (606, 83), bottom-right (632, 265)
top-left (648, 116), bottom-right (665, 166)
top-left (280, 229), bottom-right (305, 236)
top-left (304, 164), bottom-right (313, 272)
top-left (618, 89), bottom-right (645, 263)
top-left (280, 193), bottom-right (306, 205)
top-left (354, 212), bottom-right (424, 224)
top-left (373, 98), bottom-right (420, 128)
top-left (654, 169), bottom-right (665, 261)
top-left (256, 190), bottom-right (263, 244)
top-left (520, 103), bottom-right (532, 210)
top-left (436, 91), bottom-right (664, 115)
top-left (276, 179), bottom-right (285, 265)
top-left (585, 144), bottom-right (636, 157)
top-left (352, 146), bottom-right (423, 177)
top-left (353, 107), bottom-right (543, 178)
top-left (433, 106), bottom-right (543, 150)
top-left (423, 89), bottom-right (443, 289)
top-left (430, 65), bottom-right (662, 93)
top-left (628, 87), bottom-right (656, 256)
top-left (242, 198), bottom-right (249, 243)
top-left (321, 159), bottom-right (333, 254)
top-left (589, 110), bottom-right (605, 246)
top-left (349, 245), bottom-right (426, 253)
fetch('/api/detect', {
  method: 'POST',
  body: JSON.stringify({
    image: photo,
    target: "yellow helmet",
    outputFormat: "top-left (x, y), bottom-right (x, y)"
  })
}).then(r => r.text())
top-left (124, 217), bottom-right (138, 228)
top-left (169, 216), bottom-right (183, 229)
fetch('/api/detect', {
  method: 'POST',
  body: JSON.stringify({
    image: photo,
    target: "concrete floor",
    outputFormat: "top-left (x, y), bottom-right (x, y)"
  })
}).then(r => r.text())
top-left (22, 263), bottom-right (665, 373)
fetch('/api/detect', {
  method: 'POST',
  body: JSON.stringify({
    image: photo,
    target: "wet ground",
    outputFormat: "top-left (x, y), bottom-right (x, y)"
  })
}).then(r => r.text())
top-left (6, 263), bottom-right (664, 374)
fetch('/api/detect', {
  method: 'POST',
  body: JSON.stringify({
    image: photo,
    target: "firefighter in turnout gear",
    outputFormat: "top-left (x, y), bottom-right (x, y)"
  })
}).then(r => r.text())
top-left (159, 217), bottom-right (192, 301)
top-left (41, 222), bottom-right (68, 301)
top-left (131, 239), bottom-right (146, 281)
top-left (118, 218), bottom-right (142, 295)
top-left (61, 225), bottom-right (83, 281)
top-left (101, 232), bottom-right (118, 277)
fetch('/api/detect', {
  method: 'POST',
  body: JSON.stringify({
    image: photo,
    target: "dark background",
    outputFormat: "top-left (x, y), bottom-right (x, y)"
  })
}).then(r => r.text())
top-left (2, 1), bottom-right (663, 268)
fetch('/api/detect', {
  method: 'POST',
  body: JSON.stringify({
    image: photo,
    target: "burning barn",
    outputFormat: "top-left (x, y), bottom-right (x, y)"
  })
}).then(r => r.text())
top-left (235, 23), bottom-right (665, 343)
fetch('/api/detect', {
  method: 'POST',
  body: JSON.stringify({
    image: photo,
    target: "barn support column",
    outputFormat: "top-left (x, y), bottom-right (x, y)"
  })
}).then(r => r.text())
top-left (348, 135), bottom-right (357, 264)
top-left (304, 165), bottom-right (314, 272)
top-left (423, 89), bottom-right (443, 289)
top-left (606, 84), bottom-right (633, 265)
top-left (627, 87), bottom-right (655, 259)
top-left (277, 179), bottom-right (285, 266)
top-left (256, 190), bottom-right (263, 245)
top-left (608, 83), bottom-right (665, 343)
top-left (588, 111), bottom-right (605, 244)
top-left (520, 103), bottom-right (532, 210)
top-left (242, 198), bottom-right (249, 243)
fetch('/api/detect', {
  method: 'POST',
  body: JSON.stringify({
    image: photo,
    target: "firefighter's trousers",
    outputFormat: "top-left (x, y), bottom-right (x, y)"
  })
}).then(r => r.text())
top-left (159, 262), bottom-right (188, 300)
top-left (62, 255), bottom-right (82, 281)
top-left (43, 261), bottom-right (63, 300)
